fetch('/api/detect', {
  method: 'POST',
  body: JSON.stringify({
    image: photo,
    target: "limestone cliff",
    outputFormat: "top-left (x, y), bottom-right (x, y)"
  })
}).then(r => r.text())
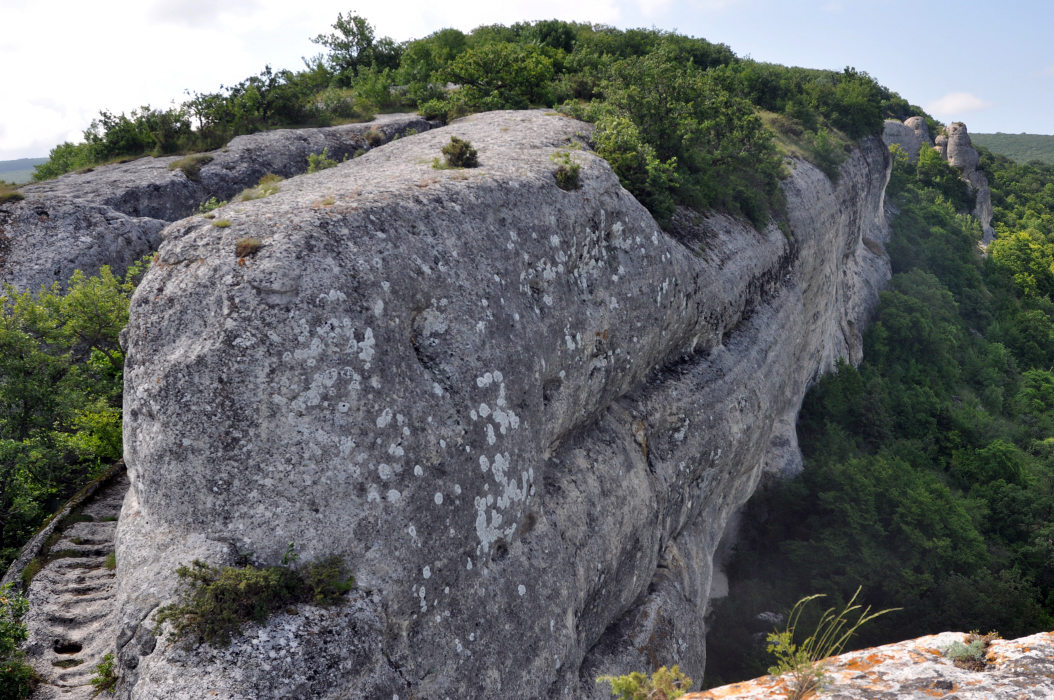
top-left (940, 122), bottom-right (996, 245)
top-left (0, 115), bottom-right (432, 290)
top-left (111, 110), bottom-right (890, 698)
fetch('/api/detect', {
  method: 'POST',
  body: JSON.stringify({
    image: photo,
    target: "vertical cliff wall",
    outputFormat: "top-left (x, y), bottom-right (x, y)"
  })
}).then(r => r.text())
top-left (113, 110), bottom-right (890, 698)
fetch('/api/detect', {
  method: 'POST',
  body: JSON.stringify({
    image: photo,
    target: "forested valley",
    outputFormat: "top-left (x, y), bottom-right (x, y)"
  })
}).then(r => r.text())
top-left (706, 134), bottom-right (1054, 686)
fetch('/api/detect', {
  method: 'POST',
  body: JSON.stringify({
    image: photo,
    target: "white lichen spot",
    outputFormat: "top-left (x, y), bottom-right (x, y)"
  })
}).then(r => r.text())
top-left (518, 584), bottom-right (526, 596)
top-left (454, 484), bottom-right (462, 495)
top-left (337, 402), bottom-right (350, 413)
top-left (423, 566), bottom-right (431, 579)
top-left (478, 403), bottom-right (491, 418)
top-left (470, 410), bottom-right (478, 421)
top-left (388, 443), bottom-right (405, 457)
top-left (414, 465), bottom-right (424, 477)
top-left (378, 463), bottom-right (394, 480)
top-left (467, 558), bottom-right (473, 570)
top-left (376, 408), bottom-right (393, 429)
top-left (486, 424), bottom-right (496, 445)
top-left (408, 525), bottom-right (417, 538)
top-left (358, 328), bottom-right (375, 362)
top-left (367, 485), bottom-right (381, 503)
top-left (455, 638), bottom-right (463, 653)
top-left (479, 455), bottom-right (490, 473)
top-left (372, 299), bottom-right (384, 317)
top-left (386, 489), bottom-right (401, 503)
top-left (433, 382), bottom-right (443, 396)
top-left (434, 492), bottom-right (443, 505)
top-left (476, 372), bottom-right (494, 388)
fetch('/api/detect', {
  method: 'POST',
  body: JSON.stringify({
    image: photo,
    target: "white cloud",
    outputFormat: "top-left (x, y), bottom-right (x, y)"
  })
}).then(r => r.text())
top-left (925, 92), bottom-right (994, 117)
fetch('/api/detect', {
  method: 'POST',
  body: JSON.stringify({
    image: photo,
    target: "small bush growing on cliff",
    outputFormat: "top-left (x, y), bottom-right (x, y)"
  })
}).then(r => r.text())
top-left (0, 584), bottom-right (37, 700)
top-left (364, 128), bottom-right (384, 147)
top-left (154, 554), bottom-right (354, 647)
top-left (596, 665), bottom-right (691, 700)
top-left (766, 588), bottom-right (896, 700)
top-left (89, 652), bottom-right (118, 695)
top-left (552, 151), bottom-right (581, 191)
top-left (943, 631), bottom-right (999, 672)
top-left (439, 136), bottom-right (478, 168)
top-left (307, 148), bottom-right (339, 173)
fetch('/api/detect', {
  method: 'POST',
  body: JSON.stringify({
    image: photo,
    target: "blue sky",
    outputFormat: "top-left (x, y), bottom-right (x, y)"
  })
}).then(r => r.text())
top-left (1, 0), bottom-right (1051, 160)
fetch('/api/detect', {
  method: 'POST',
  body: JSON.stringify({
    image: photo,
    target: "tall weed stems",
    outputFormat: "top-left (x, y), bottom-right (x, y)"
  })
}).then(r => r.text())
top-left (766, 587), bottom-right (898, 700)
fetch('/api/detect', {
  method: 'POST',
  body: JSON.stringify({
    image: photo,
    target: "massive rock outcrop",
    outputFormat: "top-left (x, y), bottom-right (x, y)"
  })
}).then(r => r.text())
top-left (0, 114), bottom-right (432, 290)
top-left (881, 115), bottom-right (932, 162)
top-left (113, 110), bottom-right (890, 698)
top-left (938, 122), bottom-right (995, 244)
top-left (885, 118), bottom-right (994, 245)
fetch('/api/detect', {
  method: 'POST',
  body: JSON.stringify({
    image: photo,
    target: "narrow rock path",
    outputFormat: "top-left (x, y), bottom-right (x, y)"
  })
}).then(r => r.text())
top-left (21, 471), bottom-right (128, 699)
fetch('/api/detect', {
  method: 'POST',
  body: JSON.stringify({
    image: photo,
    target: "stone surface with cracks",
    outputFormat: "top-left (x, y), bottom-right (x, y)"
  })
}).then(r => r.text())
top-left (113, 109), bottom-right (891, 699)
top-left (0, 114), bottom-right (434, 291)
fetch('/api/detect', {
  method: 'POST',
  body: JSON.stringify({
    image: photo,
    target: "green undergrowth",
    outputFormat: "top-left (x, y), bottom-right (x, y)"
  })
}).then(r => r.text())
top-left (0, 260), bottom-right (145, 573)
top-left (154, 551), bottom-right (354, 647)
top-left (31, 13), bottom-right (925, 234)
top-left (706, 134), bottom-right (1054, 688)
top-left (89, 652), bottom-right (117, 695)
top-left (760, 110), bottom-right (850, 181)
top-left (0, 584), bottom-right (36, 700)
top-left (597, 665), bottom-right (692, 699)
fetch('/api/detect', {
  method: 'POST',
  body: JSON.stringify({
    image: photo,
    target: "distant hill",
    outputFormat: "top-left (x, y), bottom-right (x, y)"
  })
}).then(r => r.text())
top-left (0, 157), bottom-right (47, 184)
top-left (971, 132), bottom-right (1054, 165)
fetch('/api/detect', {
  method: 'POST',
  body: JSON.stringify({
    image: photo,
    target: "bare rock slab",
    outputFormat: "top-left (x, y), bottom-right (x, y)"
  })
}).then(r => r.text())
top-left (116, 110), bottom-right (891, 699)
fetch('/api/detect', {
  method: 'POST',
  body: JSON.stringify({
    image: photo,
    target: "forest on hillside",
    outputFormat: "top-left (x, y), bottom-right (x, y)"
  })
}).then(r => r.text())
top-left (971, 132), bottom-right (1054, 166)
top-left (3, 11), bottom-right (1054, 696)
top-left (706, 142), bottom-right (1054, 686)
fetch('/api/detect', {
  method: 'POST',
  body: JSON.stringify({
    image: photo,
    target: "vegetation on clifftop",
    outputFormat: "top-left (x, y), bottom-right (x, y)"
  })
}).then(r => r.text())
top-left (33, 15), bottom-right (923, 229)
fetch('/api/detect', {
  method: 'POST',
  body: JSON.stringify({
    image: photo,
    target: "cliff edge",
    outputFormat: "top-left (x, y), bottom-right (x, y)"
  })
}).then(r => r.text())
top-left (109, 110), bottom-right (890, 698)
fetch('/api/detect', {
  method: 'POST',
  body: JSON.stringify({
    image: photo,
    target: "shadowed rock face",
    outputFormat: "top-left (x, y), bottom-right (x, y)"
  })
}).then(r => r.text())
top-left (0, 115), bottom-right (433, 290)
top-left (114, 110), bottom-right (890, 699)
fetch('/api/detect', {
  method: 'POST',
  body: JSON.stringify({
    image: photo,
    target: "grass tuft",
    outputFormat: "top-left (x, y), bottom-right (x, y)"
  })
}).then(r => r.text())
top-left (169, 154), bottom-right (214, 183)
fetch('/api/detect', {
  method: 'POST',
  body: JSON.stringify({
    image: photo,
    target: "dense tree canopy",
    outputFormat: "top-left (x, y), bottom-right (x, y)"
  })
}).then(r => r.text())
top-left (706, 139), bottom-right (1054, 688)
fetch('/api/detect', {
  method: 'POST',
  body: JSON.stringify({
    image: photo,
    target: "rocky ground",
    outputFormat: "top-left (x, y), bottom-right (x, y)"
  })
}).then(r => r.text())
top-left (689, 631), bottom-right (1054, 699)
top-left (16, 471), bottom-right (128, 699)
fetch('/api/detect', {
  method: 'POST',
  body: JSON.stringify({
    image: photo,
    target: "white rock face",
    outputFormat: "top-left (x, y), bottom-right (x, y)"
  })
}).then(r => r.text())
top-left (115, 110), bottom-right (891, 698)
top-left (882, 116), bottom-right (933, 162)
